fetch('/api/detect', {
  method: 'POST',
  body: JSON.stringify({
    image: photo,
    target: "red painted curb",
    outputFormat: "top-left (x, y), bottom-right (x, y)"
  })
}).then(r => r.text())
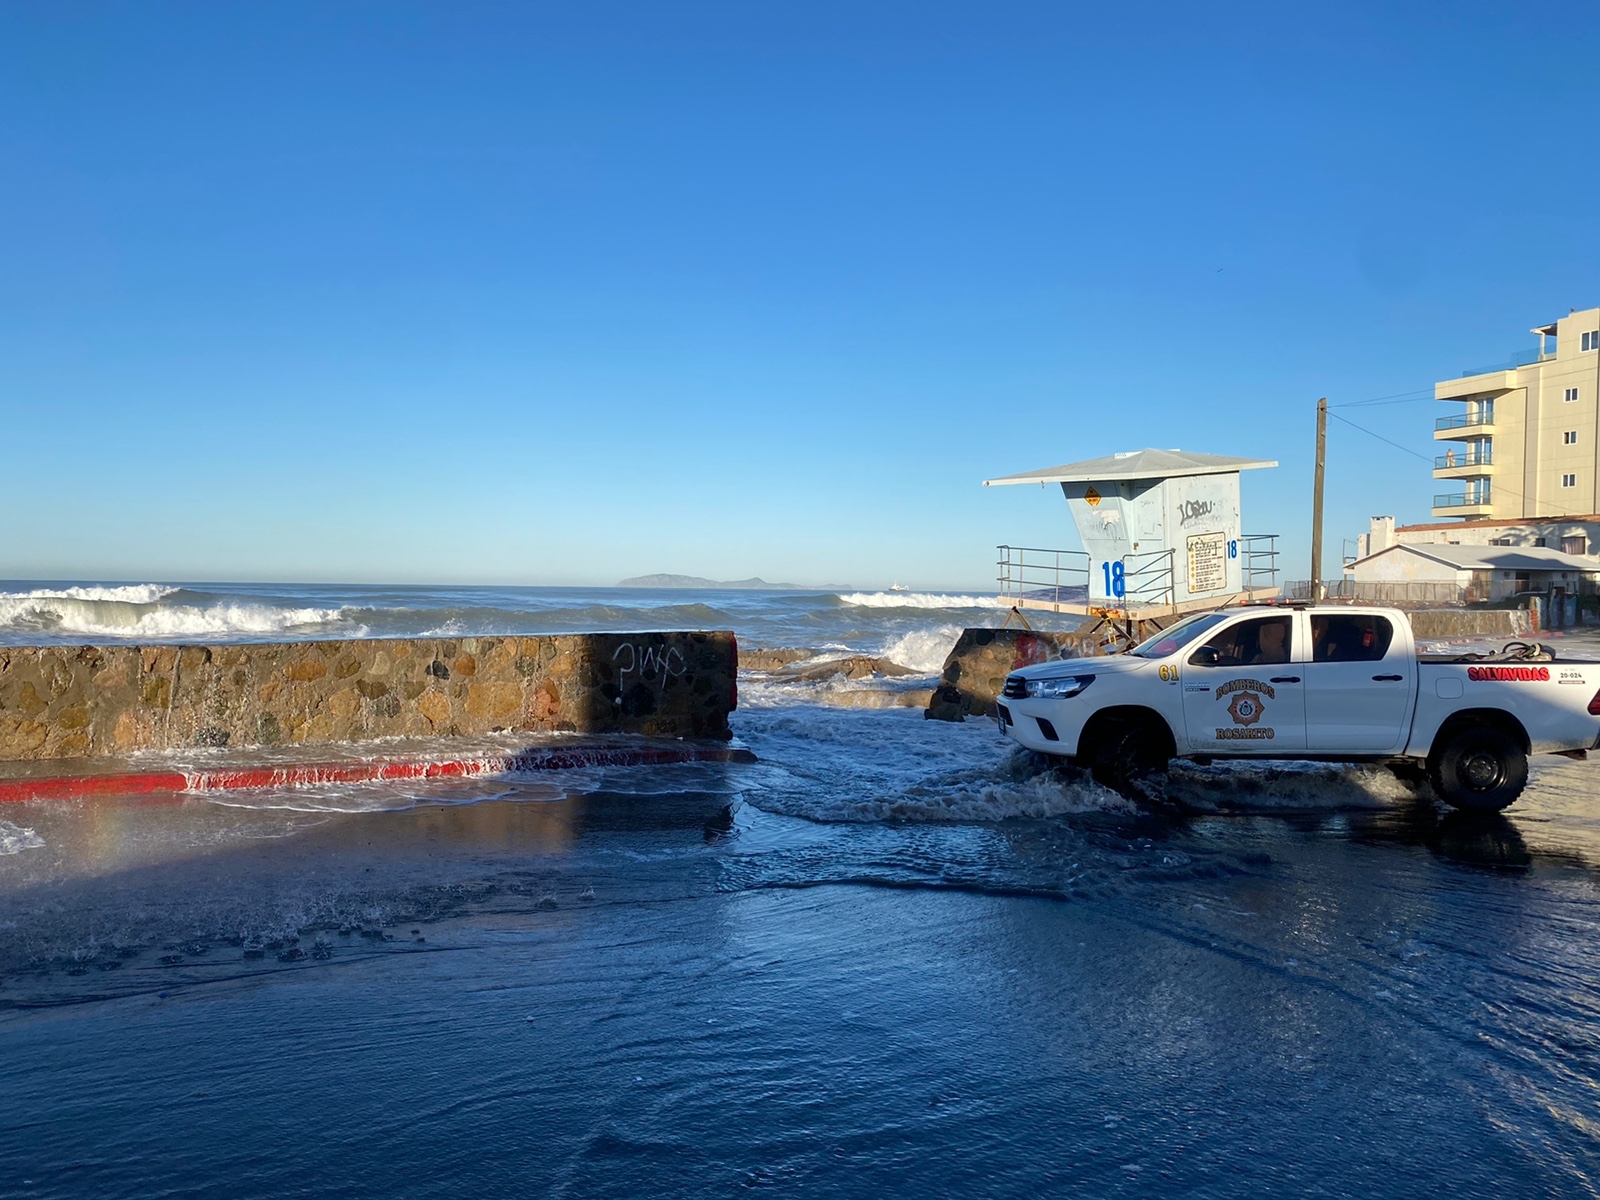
top-left (0, 744), bottom-right (756, 805)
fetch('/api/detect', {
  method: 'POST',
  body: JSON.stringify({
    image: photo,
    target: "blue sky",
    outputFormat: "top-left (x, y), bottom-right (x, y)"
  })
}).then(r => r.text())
top-left (2, 2), bottom-right (1596, 589)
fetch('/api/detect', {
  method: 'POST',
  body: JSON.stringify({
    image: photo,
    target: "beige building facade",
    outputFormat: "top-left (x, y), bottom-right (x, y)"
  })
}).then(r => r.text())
top-left (1433, 306), bottom-right (1600, 520)
top-left (1353, 513), bottom-right (1599, 560)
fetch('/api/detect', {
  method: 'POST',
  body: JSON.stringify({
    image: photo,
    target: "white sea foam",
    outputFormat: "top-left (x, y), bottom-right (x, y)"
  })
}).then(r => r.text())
top-left (2, 584), bottom-right (181, 605)
top-left (753, 762), bottom-right (1136, 824)
top-left (1167, 760), bottom-right (1415, 811)
top-left (733, 698), bottom-right (1135, 823)
top-left (837, 592), bottom-right (1002, 610)
top-left (417, 618), bottom-right (467, 637)
top-left (204, 777), bottom-right (536, 814)
top-left (878, 625), bottom-right (964, 673)
top-left (0, 819), bottom-right (46, 855)
top-left (0, 592), bottom-right (361, 640)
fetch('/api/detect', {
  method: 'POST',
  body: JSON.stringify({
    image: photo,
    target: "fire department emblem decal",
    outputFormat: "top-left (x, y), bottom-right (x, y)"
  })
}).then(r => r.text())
top-left (1227, 692), bottom-right (1265, 726)
top-left (1213, 678), bottom-right (1276, 741)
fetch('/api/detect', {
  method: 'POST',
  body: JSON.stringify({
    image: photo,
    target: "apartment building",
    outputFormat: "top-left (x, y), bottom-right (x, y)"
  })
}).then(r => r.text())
top-left (1433, 305), bottom-right (1600, 519)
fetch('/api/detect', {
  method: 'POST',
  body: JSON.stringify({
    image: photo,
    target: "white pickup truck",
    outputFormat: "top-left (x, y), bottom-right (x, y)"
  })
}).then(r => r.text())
top-left (997, 604), bottom-right (1600, 811)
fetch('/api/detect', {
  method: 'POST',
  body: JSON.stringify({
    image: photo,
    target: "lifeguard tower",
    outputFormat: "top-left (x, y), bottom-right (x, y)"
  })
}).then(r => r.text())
top-left (984, 448), bottom-right (1281, 626)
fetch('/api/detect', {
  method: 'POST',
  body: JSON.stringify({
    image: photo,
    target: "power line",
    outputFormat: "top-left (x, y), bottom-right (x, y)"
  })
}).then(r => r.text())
top-left (1330, 408), bottom-right (1593, 519)
top-left (1327, 410), bottom-right (1433, 463)
top-left (1331, 387), bottom-right (1434, 409)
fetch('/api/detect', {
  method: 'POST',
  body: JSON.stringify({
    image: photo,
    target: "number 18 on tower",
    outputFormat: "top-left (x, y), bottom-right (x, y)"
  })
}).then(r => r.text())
top-left (1094, 560), bottom-right (1127, 601)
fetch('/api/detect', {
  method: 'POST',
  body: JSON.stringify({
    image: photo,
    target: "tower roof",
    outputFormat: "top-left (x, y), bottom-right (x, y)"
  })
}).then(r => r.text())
top-left (983, 448), bottom-right (1277, 487)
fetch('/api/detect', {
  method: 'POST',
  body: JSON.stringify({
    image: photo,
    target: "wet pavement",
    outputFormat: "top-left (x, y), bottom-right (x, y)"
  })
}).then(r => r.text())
top-left (4, 706), bottom-right (1600, 1197)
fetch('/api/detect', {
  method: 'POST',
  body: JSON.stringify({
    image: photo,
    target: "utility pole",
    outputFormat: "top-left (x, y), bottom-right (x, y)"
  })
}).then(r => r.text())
top-left (1311, 397), bottom-right (1327, 600)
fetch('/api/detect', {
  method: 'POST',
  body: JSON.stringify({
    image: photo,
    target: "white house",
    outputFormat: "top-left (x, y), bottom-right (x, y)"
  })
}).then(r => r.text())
top-left (1347, 543), bottom-right (1600, 602)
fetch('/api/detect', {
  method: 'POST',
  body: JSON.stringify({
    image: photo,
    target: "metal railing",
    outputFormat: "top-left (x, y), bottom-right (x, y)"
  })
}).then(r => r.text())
top-left (997, 545), bottom-right (1090, 608)
top-left (1434, 446), bottom-right (1492, 470)
top-left (1458, 347), bottom-right (1549, 377)
top-left (1433, 491), bottom-right (1492, 509)
top-left (1122, 548), bottom-right (1176, 607)
top-left (999, 535), bottom-right (1279, 610)
top-left (1435, 412), bottom-right (1494, 432)
top-left (1240, 534), bottom-right (1279, 592)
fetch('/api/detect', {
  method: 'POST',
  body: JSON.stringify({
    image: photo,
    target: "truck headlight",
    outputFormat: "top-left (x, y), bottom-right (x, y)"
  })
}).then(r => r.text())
top-left (1025, 675), bottom-right (1095, 699)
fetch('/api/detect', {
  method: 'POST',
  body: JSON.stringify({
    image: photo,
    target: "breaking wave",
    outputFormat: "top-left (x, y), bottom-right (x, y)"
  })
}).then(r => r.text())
top-left (836, 592), bottom-right (1002, 610)
top-left (0, 587), bottom-right (361, 642)
top-left (6, 584), bottom-right (180, 605)
top-left (878, 625), bottom-right (964, 673)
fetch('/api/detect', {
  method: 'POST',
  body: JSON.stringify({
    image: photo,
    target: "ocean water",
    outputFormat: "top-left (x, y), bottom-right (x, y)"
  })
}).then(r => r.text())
top-left (6, 582), bottom-right (1600, 1197)
top-left (0, 581), bottom-right (1037, 670)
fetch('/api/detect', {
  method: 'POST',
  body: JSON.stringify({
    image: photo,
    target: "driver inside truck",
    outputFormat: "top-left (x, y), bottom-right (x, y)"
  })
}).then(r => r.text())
top-left (1250, 619), bottom-right (1289, 665)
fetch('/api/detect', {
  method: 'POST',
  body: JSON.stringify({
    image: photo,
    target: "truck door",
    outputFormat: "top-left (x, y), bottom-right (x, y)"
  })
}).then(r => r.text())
top-left (1303, 612), bottom-right (1414, 753)
top-left (1180, 613), bottom-right (1308, 753)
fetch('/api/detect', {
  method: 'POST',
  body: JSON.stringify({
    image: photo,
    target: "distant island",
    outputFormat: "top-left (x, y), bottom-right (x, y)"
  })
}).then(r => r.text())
top-left (616, 574), bottom-right (804, 590)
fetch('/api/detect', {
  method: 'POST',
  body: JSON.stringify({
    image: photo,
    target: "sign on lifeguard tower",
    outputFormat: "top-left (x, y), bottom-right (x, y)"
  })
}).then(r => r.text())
top-left (984, 448), bottom-right (1279, 617)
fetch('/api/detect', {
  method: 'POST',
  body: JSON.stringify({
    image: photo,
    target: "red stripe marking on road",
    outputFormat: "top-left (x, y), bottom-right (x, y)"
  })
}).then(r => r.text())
top-left (0, 744), bottom-right (754, 805)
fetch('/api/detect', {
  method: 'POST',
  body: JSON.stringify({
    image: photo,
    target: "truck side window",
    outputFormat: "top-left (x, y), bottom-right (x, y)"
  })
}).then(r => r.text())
top-left (1188, 615), bottom-right (1292, 667)
top-left (1310, 614), bottom-right (1393, 663)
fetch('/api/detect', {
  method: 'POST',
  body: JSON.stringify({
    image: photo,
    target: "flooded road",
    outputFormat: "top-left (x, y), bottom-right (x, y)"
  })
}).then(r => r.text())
top-left (4, 703), bottom-right (1600, 1197)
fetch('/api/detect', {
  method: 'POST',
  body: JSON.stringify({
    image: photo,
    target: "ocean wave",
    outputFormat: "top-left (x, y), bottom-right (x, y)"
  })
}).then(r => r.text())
top-left (0, 819), bottom-right (46, 855)
top-left (836, 592), bottom-right (1002, 610)
top-left (384, 602), bottom-right (738, 640)
top-left (1, 583), bottom-right (181, 605)
top-left (878, 625), bottom-right (964, 673)
top-left (0, 592), bottom-right (361, 641)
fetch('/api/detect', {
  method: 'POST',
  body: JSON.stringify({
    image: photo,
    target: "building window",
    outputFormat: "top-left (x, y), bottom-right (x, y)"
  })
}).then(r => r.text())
top-left (1562, 474), bottom-right (1577, 488)
top-left (1584, 331), bottom-right (1600, 351)
top-left (1563, 536), bottom-right (1588, 555)
top-left (1565, 430), bottom-right (1579, 445)
top-left (1491, 537), bottom-right (1513, 545)
top-left (1535, 537), bottom-right (1549, 547)
top-left (1566, 387), bottom-right (1580, 403)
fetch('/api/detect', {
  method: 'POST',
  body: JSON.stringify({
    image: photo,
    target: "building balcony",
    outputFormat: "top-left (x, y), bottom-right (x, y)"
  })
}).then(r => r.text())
top-left (1433, 449), bottom-right (1492, 478)
top-left (1434, 412), bottom-right (1494, 440)
top-left (1432, 492), bottom-right (1495, 518)
top-left (1436, 370), bottom-right (1519, 401)
top-left (1456, 348), bottom-right (1550, 378)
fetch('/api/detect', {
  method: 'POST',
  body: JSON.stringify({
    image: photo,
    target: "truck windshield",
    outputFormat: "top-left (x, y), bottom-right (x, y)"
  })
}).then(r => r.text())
top-left (1129, 613), bottom-right (1230, 659)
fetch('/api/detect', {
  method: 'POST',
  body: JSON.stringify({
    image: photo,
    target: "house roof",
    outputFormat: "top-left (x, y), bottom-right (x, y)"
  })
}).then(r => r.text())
top-left (983, 448), bottom-right (1277, 487)
top-left (1396, 514), bottom-right (1600, 533)
top-left (1352, 543), bottom-right (1600, 573)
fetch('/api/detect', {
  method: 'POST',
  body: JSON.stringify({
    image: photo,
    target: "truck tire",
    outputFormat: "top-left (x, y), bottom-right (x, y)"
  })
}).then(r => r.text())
top-left (1090, 719), bottom-right (1169, 803)
top-left (1429, 725), bottom-right (1528, 812)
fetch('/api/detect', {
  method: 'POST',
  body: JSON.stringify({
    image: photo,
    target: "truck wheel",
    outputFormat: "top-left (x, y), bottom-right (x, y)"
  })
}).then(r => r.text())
top-left (1090, 720), bottom-right (1169, 803)
top-left (1429, 726), bottom-right (1528, 812)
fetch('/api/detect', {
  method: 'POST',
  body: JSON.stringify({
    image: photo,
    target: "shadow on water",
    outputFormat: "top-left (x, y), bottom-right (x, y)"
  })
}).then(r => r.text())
top-left (1329, 787), bottom-right (1600, 875)
top-left (1178, 785), bottom-right (1597, 876)
top-left (0, 759), bottom-right (746, 1008)
top-left (1378, 802), bottom-right (1535, 871)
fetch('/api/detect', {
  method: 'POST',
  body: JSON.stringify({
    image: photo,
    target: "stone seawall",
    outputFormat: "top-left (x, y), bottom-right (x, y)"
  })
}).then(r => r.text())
top-left (926, 628), bottom-right (1099, 721)
top-left (0, 632), bottom-right (737, 761)
top-left (1408, 609), bottom-right (1533, 641)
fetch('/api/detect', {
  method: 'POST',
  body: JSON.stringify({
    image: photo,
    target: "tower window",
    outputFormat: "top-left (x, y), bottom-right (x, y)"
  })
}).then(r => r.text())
top-left (1583, 331), bottom-right (1599, 352)
top-left (1565, 430), bottom-right (1579, 445)
top-left (1562, 474), bottom-right (1577, 488)
top-left (1566, 387), bottom-right (1580, 403)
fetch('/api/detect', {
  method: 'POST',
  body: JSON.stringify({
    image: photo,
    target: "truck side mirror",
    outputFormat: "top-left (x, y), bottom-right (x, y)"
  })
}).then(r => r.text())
top-left (1191, 646), bottom-right (1219, 667)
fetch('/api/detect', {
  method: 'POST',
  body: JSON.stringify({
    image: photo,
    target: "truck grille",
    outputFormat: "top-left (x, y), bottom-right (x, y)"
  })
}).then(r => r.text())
top-left (1002, 675), bottom-right (1027, 700)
